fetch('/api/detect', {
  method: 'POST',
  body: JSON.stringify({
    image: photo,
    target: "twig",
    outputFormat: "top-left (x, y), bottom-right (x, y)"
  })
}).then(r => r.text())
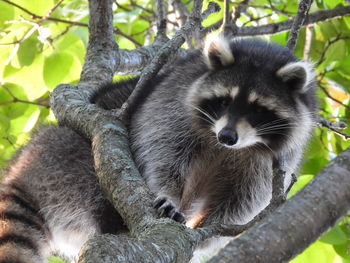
top-left (1, 0), bottom-right (140, 44)
top-left (42, 0), bottom-right (64, 20)
top-left (1, 0), bottom-right (87, 27)
top-left (319, 84), bottom-right (350, 111)
top-left (318, 117), bottom-right (350, 140)
top-left (0, 98), bottom-right (50, 108)
top-left (0, 19), bottom-right (38, 45)
top-left (315, 35), bottom-right (350, 67)
top-left (242, 13), bottom-right (273, 26)
top-left (130, 0), bottom-right (155, 15)
top-left (286, 0), bottom-right (314, 51)
top-left (0, 86), bottom-right (50, 108)
top-left (114, 28), bottom-right (142, 47)
top-left (243, 4), bottom-right (292, 18)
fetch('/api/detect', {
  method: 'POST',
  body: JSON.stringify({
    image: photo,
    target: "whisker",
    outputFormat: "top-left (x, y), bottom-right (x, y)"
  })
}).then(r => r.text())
top-left (190, 105), bottom-right (216, 124)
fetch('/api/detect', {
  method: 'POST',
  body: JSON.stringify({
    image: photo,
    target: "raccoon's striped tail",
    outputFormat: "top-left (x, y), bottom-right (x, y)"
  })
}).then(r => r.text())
top-left (0, 184), bottom-right (49, 263)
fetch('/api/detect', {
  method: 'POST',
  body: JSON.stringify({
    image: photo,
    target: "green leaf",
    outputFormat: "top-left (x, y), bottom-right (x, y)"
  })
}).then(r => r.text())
top-left (333, 240), bottom-right (350, 259)
top-left (327, 72), bottom-right (350, 94)
top-left (3, 55), bottom-right (48, 100)
top-left (17, 38), bottom-right (38, 66)
top-left (0, 2), bottom-right (15, 25)
top-left (324, 0), bottom-right (346, 9)
top-left (287, 174), bottom-right (314, 199)
top-left (334, 56), bottom-right (350, 76)
top-left (301, 157), bottom-right (329, 175)
top-left (290, 241), bottom-right (338, 263)
top-left (270, 32), bottom-right (288, 47)
top-left (15, 0), bottom-right (54, 17)
top-left (0, 114), bottom-right (10, 134)
top-left (54, 33), bottom-right (85, 64)
top-left (320, 225), bottom-right (348, 245)
top-left (9, 105), bottom-right (40, 137)
top-left (315, 0), bottom-right (327, 9)
top-left (48, 256), bottom-right (65, 263)
top-left (43, 51), bottom-right (81, 90)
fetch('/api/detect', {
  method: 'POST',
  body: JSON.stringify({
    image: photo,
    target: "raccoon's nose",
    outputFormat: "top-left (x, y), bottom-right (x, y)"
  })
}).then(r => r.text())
top-left (218, 129), bottom-right (238, 146)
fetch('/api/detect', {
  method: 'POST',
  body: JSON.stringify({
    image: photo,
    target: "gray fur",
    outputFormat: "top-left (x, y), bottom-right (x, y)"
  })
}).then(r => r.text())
top-left (130, 39), bottom-right (316, 227)
top-left (0, 127), bottom-right (123, 262)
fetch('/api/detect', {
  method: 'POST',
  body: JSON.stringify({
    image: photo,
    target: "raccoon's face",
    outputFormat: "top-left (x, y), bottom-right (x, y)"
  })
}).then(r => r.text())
top-left (187, 35), bottom-right (315, 152)
top-left (195, 84), bottom-right (293, 151)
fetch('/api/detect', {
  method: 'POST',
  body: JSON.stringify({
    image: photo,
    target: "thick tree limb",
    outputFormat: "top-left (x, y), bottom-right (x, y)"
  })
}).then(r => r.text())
top-left (51, 1), bottom-right (217, 262)
top-left (51, 83), bottom-right (218, 262)
top-left (286, 0), bottom-right (314, 51)
top-left (208, 148), bottom-right (350, 263)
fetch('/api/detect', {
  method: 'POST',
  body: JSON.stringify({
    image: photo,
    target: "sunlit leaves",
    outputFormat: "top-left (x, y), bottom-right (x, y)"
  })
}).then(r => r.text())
top-left (0, 0), bottom-right (86, 167)
top-left (290, 241), bottom-right (339, 263)
top-left (48, 256), bottom-right (65, 263)
top-left (287, 174), bottom-right (314, 198)
top-left (0, 2), bottom-right (15, 25)
top-left (43, 51), bottom-right (81, 90)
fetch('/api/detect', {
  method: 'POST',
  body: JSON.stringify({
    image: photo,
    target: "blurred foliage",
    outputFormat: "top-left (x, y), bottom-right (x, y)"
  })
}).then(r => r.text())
top-left (0, 0), bottom-right (350, 262)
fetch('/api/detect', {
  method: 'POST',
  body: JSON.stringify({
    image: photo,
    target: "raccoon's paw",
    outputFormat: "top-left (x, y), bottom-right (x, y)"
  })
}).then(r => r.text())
top-left (153, 196), bottom-right (186, 224)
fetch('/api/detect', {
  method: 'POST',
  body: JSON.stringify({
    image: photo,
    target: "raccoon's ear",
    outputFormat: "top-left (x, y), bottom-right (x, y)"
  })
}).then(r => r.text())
top-left (203, 34), bottom-right (234, 70)
top-left (276, 61), bottom-right (315, 93)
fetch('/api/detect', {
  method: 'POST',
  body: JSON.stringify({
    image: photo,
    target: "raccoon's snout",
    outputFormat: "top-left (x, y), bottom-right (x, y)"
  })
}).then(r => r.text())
top-left (218, 129), bottom-right (238, 146)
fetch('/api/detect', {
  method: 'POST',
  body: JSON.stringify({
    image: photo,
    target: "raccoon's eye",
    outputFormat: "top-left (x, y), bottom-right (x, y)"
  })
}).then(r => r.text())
top-left (219, 97), bottom-right (230, 108)
top-left (253, 105), bottom-right (266, 114)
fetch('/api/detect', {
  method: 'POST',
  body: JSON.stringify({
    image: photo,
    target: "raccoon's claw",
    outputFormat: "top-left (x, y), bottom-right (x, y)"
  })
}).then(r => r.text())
top-left (153, 197), bottom-right (186, 224)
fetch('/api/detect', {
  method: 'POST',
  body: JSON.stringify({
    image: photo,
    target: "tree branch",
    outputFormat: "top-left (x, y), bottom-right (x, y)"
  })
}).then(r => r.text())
top-left (286, 0), bottom-right (314, 51)
top-left (318, 117), bottom-right (350, 140)
top-left (202, 5), bottom-right (350, 36)
top-left (208, 147), bottom-right (350, 263)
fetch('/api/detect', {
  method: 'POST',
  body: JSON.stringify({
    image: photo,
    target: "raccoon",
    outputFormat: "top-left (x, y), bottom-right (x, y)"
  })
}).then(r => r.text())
top-left (0, 36), bottom-right (317, 262)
